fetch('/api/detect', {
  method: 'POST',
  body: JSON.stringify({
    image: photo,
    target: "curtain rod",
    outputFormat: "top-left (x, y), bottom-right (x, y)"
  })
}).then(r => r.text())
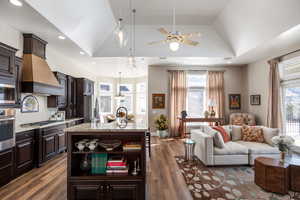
top-left (275, 49), bottom-right (300, 60)
top-left (167, 69), bottom-right (226, 72)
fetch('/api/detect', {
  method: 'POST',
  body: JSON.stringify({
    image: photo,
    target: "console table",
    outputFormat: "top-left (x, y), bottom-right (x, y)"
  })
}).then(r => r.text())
top-left (254, 155), bottom-right (300, 194)
top-left (178, 117), bottom-right (225, 138)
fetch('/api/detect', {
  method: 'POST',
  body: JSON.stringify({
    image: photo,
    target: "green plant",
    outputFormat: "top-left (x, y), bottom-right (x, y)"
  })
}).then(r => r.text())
top-left (154, 114), bottom-right (168, 131)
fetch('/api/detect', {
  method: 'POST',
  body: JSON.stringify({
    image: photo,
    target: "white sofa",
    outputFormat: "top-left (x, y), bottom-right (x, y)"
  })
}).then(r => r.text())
top-left (191, 125), bottom-right (281, 166)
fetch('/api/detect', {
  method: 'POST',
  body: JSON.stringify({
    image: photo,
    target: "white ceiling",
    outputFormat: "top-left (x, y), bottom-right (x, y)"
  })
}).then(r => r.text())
top-left (0, 0), bottom-right (300, 78)
top-left (109, 0), bottom-right (229, 25)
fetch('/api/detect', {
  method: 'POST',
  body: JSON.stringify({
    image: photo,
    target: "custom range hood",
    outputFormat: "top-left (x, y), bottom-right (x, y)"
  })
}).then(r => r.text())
top-left (22, 34), bottom-right (63, 96)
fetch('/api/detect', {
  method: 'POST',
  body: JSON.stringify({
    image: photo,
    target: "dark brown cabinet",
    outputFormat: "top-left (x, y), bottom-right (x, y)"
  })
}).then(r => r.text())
top-left (69, 181), bottom-right (142, 200)
top-left (48, 72), bottom-right (67, 108)
top-left (66, 75), bottom-right (77, 118)
top-left (0, 148), bottom-right (14, 187)
top-left (15, 57), bottom-right (23, 107)
top-left (23, 34), bottom-right (47, 59)
top-left (15, 130), bottom-right (35, 177)
top-left (37, 124), bottom-right (67, 166)
top-left (76, 78), bottom-right (94, 122)
top-left (0, 42), bottom-right (17, 79)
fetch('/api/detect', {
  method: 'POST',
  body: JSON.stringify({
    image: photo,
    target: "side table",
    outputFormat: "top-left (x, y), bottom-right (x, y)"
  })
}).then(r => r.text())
top-left (183, 139), bottom-right (195, 161)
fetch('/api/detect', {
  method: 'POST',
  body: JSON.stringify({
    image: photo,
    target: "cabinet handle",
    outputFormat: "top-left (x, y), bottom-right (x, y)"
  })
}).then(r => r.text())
top-left (106, 185), bottom-right (110, 191)
top-left (18, 141), bottom-right (31, 148)
top-left (100, 185), bottom-right (104, 192)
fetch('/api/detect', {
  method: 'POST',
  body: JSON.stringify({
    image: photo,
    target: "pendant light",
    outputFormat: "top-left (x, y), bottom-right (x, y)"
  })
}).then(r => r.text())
top-left (115, 72), bottom-right (125, 100)
top-left (128, 0), bottom-right (137, 68)
top-left (114, 18), bottom-right (128, 48)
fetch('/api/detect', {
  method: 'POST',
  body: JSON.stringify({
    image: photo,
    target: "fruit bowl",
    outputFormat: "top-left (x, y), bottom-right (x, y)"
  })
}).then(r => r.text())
top-left (99, 140), bottom-right (121, 151)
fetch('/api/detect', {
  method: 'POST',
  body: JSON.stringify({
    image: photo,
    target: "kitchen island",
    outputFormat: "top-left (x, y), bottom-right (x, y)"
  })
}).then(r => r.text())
top-left (65, 122), bottom-right (147, 200)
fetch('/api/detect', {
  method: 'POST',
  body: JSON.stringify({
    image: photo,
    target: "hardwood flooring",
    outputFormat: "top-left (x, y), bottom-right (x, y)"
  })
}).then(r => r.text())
top-left (0, 137), bottom-right (192, 200)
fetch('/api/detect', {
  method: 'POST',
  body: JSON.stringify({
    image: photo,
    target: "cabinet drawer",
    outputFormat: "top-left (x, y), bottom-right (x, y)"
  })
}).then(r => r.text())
top-left (16, 130), bottom-right (35, 141)
top-left (42, 124), bottom-right (66, 136)
top-left (0, 148), bottom-right (13, 169)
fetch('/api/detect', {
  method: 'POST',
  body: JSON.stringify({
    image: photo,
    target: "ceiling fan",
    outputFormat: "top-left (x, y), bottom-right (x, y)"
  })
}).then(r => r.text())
top-left (148, 8), bottom-right (201, 51)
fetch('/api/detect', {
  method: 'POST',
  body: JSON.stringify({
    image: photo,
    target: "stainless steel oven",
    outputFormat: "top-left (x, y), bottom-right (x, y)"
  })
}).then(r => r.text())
top-left (0, 83), bottom-right (15, 105)
top-left (0, 108), bottom-right (15, 151)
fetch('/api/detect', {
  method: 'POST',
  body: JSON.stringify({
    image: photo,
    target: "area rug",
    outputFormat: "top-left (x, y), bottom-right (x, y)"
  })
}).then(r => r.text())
top-left (175, 156), bottom-right (300, 200)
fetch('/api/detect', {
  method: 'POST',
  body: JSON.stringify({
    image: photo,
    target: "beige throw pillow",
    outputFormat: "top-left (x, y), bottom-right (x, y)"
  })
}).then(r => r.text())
top-left (231, 125), bottom-right (242, 141)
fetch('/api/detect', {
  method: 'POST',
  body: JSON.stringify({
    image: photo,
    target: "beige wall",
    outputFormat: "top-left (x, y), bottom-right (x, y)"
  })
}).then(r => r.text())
top-left (244, 60), bottom-right (269, 125)
top-left (148, 65), bottom-right (248, 131)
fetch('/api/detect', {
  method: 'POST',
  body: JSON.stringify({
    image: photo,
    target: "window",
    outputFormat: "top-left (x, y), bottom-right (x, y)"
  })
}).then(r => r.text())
top-left (186, 73), bottom-right (206, 117)
top-left (136, 82), bottom-right (147, 114)
top-left (99, 83), bottom-right (113, 114)
top-left (280, 57), bottom-right (300, 139)
top-left (117, 84), bottom-right (133, 113)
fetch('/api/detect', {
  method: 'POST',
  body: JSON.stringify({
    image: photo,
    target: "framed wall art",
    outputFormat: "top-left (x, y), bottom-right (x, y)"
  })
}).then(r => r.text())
top-left (229, 94), bottom-right (241, 110)
top-left (250, 95), bottom-right (261, 105)
top-left (152, 93), bottom-right (165, 109)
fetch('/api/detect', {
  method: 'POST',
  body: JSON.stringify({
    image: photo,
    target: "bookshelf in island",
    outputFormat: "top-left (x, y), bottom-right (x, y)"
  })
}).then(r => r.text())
top-left (65, 122), bottom-right (147, 200)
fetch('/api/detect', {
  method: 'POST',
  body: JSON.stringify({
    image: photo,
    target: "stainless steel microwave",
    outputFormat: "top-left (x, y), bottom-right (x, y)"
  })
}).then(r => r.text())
top-left (0, 83), bottom-right (15, 105)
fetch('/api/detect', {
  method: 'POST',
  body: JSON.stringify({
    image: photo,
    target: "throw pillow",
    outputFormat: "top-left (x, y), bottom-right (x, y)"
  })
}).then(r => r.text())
top-left (231, 125), bottom-right (242, 141)
top-left (262, 127), bottom-right (279, 146)
top-left (205, 127), bottom-right (226, 149)
top-left (232, 116), bottom-right (245, 126)
top-left (241, 126), bottom-right (265, 143)
top-left (212, 126), bottom-right (230, 143)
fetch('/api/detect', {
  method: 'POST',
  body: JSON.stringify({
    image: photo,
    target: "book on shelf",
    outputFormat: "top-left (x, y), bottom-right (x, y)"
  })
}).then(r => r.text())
top-left (106, 167), bottom-right (129, 175)
top-left (91, 153), bottom-right (107, 174)
top-left (123, 142), bottom-right (142, 151)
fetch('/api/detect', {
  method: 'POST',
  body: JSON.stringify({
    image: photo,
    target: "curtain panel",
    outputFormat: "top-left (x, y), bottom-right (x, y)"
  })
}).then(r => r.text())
top-left (267, 59), bottom-right (283, 130)
top-left (206, 71), bottom-right (225, 119)
top-left (168, 70), bottom-right (187, 137)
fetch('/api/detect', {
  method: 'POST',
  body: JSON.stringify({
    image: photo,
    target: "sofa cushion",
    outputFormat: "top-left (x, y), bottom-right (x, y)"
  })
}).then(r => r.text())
top-left (260, 127), bottom-right (279, 146)
top-left (236, 141), bottom-right (280, 154)
top-left (231, 125), bottom-right (242, 141)
top-left (213, 126), bottom-right (230, 143)
top-left (241, 126), bottom-right (265, 143)
top-left (204, 126), bottom-right (226, 148)
top-left (214, 141), bottom-right (249, 155)
top-left (232, 116), bottom-right (244, 126)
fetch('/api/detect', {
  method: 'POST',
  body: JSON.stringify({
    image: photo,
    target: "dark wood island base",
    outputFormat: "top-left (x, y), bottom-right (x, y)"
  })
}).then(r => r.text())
top-left (65, 123), bottom-right (147, 200)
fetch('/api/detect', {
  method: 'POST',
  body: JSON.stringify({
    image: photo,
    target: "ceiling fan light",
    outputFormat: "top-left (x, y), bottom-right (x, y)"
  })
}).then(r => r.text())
top-left (169, 42), bottom-right (180, 51)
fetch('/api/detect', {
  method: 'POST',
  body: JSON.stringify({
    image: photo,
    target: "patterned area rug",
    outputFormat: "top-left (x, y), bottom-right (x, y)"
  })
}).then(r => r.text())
top-left (175, 156), bottom-right (300, 200)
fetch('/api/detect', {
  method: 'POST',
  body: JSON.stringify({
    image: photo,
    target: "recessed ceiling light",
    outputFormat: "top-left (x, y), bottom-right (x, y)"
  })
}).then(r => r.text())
top-left (80, 51), bottom-right (85, 55)
top-left (58, 35), bottom-right (66, 40)
top-left (9, 0), bottom-right (23, 7)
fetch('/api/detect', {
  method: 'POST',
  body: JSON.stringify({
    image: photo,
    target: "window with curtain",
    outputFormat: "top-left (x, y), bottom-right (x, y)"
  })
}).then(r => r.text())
top-left (186, 72), bottom-right (206, 117)
top-left (99, 83), bottom-right (113, 114)
top-left (280, 56), bottom-right (300, 139)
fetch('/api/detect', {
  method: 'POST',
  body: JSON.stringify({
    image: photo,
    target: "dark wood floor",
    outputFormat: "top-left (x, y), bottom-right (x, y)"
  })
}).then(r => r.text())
top-left (0, 137), bottom-right (192, 200)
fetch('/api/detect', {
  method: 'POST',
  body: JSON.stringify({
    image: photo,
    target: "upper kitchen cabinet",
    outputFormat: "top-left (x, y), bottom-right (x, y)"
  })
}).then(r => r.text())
top-left (66, 75), bottom-right (77, 118)
top-left (77, 78), bottom-right (94, 96)
top-left (15, 57), bottom-right (23, 107)
top-left (0, 42), bottom-right (17, 79)
top-left (47, 72), bottom-right (68, 108)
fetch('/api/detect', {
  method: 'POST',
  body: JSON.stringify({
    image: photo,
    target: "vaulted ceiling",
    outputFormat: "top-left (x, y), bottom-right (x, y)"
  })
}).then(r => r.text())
top-left (1, 0), bottom-right (300, 77)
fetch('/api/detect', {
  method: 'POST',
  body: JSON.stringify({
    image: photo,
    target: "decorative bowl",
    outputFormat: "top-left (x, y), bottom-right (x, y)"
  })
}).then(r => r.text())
top-left (99, 140), bottom-right (121, 151)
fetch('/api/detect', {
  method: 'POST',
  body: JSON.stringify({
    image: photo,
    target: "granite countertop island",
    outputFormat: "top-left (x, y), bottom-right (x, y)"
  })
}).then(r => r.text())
top-left (64, 122), bottom-right (148, 133)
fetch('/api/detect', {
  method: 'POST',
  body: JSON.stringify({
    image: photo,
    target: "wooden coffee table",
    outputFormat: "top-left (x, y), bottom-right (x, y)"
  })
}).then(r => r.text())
top-left (254, 155), bottom-right (300, 194)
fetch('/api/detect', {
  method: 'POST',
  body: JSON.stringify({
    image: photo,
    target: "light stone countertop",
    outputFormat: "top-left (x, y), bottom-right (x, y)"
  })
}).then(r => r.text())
top-left (16, 118), bottom-right (84, 133)
top-left (64, 122), bottom-right (148, 133)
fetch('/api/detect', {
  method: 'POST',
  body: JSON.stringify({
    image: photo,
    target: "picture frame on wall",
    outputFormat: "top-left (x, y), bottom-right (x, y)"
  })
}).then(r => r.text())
top-left (229, 94), bottom-right (241, 110)
top-left (152, 93), bottom-right (165, 109)
top-left (250, 95), bottom-right (261, 105)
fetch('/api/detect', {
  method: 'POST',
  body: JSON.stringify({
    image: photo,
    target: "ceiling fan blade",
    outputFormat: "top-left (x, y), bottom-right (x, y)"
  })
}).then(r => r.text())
top-left (148, 40), bottom-right (168, 45)
top-left (158, 28), bottom-right (169, 35)
top-left (182, 32), bottom-right (201, 38)
top-left (183, 39), bottom-right (199, 46)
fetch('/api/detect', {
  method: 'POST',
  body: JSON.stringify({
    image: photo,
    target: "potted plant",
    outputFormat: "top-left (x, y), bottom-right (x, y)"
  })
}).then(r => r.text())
top-left (271, 135), bottom-right (295, 163)
top-left (154, 114), bottom-right (168, 138)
